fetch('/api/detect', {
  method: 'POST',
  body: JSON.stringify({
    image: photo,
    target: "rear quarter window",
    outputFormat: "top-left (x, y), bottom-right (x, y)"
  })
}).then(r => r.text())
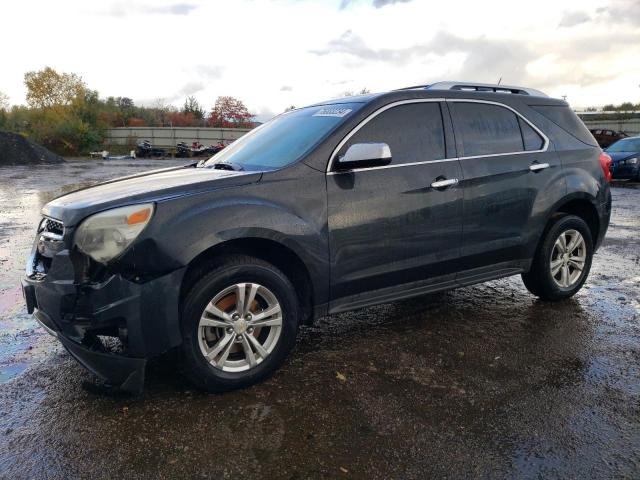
top-left (531, 105), bottom-right (598, 147)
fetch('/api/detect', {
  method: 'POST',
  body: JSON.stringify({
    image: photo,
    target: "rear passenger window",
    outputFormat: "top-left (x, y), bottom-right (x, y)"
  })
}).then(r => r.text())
top-left (451, 102), bottom-right (524, 156)
top-left (338, 102), bottom-right (446, 166)
top-left (518, 117), bottom-right (544, 151)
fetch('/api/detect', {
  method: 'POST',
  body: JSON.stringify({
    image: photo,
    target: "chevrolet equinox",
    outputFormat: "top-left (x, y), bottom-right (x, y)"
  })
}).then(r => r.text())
top-left (22, 82), bottom-right (612, 393)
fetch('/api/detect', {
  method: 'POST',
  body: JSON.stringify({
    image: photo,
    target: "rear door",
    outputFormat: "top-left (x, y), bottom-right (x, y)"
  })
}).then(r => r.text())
top-left (448, 99), bottom-right (561, 275)
top-left (327, 100), bottom-right (463, 309)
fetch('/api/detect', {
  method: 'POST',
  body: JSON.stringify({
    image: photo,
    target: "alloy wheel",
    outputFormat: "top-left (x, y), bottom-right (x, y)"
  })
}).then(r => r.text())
top-left (550, 229), bottom-right (586, 288)
top-left (197, 283), bottom-right (283, 372)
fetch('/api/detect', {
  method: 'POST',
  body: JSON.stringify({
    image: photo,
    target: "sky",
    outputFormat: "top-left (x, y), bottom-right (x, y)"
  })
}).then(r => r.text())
top-left (1, 0), bottom-right (639, 121)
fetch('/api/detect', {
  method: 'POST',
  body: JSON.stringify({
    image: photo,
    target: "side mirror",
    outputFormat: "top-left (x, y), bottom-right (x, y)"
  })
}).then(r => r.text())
top-left (336, 143), bottom-right (392, 170)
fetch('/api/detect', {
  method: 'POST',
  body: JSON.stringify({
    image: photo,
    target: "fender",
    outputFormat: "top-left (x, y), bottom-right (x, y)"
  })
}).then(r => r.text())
top-left (118, 170), bottom-right (330, 307)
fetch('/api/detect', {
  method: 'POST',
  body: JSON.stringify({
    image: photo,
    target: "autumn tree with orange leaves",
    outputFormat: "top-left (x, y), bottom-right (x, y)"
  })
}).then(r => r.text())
top-left (207, 96), bottom-right (254, 128)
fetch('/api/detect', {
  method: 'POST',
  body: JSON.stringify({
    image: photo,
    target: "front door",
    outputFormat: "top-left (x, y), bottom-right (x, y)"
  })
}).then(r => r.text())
top-left (327, 101), bottom-right (463, 310)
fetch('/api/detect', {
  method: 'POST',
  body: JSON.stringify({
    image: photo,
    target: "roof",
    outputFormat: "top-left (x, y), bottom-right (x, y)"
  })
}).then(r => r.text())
top-left (312, 81), bottom-right (558, 108)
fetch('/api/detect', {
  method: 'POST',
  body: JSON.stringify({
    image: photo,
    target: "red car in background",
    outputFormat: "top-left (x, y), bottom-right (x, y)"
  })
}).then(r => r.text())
top-left (590, 129), bottom-right (629, 148)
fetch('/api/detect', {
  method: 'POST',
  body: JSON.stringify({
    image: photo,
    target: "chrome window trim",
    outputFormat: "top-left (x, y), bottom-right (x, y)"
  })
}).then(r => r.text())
top-left (326, 97), bottom-right (549, 174)
top-left (327, 157), bottom-right (459, 175)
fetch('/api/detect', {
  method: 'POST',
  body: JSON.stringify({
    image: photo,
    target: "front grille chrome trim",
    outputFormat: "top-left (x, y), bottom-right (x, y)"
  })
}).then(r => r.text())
top-left (40, 231), bottom-right (64, 242)
top-left (39, 216), bottom-right (65, 237)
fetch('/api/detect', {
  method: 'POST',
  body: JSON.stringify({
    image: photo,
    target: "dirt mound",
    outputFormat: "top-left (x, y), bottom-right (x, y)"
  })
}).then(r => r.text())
top-left (0, 131), bottom-right (64, 166)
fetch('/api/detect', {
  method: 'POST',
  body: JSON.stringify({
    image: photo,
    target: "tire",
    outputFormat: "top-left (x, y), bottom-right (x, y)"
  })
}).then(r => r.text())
top-left (522, 215), bottom-right (593, 301)
top-left (181, 255), bottom-right (300, 392)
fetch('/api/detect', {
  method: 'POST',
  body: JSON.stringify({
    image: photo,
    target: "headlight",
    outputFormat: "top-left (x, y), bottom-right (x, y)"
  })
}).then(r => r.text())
top-left (74, 204), bottom-right (154, 263)
top-left (628, 157), bottom-right (638, 164)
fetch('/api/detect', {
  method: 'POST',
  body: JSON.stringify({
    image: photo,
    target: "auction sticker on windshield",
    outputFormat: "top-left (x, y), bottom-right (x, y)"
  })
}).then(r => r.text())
top-left (313, 107), bottom-right (352, 117)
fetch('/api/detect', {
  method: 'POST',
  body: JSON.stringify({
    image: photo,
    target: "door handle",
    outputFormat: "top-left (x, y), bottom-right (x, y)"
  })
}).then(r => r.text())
top-left (529, 162), bottom-right (550, 172)
top-left (430, 178), bottom-right (459, 189)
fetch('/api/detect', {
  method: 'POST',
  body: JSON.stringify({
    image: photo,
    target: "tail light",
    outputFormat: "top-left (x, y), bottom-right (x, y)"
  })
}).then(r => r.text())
top-left (599, 152), bottom-right (612, 183)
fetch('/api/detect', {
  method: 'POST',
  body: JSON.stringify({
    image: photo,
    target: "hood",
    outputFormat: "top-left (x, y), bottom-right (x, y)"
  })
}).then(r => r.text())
top-left (607, 151), bottom-right (639, 163)
top-left (43, 164), bottom-right (262, 226)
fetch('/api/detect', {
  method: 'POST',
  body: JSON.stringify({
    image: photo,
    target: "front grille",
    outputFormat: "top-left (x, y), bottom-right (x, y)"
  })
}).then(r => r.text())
top-left (39, 217), bottom-right (64, 236)
top-left (29, 217), bottom-right (65, 278)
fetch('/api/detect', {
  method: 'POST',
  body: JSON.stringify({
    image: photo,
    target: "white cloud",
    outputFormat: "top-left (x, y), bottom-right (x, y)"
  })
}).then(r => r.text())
top-left (0, 0), bottom-right (638, 118)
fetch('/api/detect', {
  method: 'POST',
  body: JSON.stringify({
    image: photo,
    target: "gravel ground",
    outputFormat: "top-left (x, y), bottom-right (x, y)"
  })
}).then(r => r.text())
top-left (0, 160), bottom-right (638, 479)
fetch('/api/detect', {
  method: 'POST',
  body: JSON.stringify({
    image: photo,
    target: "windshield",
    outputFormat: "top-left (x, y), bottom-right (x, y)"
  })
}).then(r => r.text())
top-left (203, 103), bottom-right (363, 171)
top-left (606, 137), bottom-right (640, 153)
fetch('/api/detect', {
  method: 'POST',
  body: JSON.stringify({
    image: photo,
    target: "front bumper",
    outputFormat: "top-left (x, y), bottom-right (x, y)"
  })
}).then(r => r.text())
top-left (23, 288), bottom-right (147, 392)
top-left (22, 235), bottom-right (186, 393)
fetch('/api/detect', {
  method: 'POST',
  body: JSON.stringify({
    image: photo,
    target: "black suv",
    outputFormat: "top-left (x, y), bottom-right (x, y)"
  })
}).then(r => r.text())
top-left (22, 82), bottom-right (612, 393)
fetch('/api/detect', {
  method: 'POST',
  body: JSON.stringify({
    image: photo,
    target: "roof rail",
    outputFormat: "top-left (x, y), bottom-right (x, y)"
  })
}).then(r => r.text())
top-left (396, 81), bottom-right (547, 97)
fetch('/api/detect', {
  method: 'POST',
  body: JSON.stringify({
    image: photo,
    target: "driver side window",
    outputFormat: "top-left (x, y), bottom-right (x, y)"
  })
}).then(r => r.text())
top-left (337, 102), bottom-right (446, 166)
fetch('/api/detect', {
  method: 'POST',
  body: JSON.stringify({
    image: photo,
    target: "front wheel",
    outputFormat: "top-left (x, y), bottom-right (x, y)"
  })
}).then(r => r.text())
top-left (181, 255), bottom-right (300, 392)
top-left (522, 215), bottom-right (594, 301)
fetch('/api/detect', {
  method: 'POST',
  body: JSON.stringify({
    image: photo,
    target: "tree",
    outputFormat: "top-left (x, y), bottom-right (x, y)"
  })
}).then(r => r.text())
top-left (0, 91), bottom-right (9, 111)
top-left (24, 66), bottom-right (86, 109)
top-left (148, 98), bottom-right (173, 126)
top-left (207, 96), bottom-right (254, 128)
top-left (341, 87), bottom-right (370, 97)
top-left (183, 96), bottom-right (205, 120)
top-left (168, 111), bottom-right (196, 127)
top-left (127, 117), bottom-right (146, 127)
top-left (117, 97), bottom-right (135, 110)
top-left (0, 91), bottom-right (8, 128)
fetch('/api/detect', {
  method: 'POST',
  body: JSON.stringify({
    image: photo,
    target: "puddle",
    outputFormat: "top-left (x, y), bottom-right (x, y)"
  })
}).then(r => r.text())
top-left (0, 158), bottom-right (192, 384)
top-left (0, 363), bottom-right (28, 383)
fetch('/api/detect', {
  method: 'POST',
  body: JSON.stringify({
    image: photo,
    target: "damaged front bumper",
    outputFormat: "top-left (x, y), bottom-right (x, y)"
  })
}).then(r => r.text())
top-left (22, 218), bottom-right (185, 393)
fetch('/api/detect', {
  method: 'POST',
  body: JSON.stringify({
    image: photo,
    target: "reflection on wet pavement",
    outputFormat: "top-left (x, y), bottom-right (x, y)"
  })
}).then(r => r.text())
top-left (0, 163), bottom-right (638, 479)
top-left (0, 159), bottom-right (192, 383)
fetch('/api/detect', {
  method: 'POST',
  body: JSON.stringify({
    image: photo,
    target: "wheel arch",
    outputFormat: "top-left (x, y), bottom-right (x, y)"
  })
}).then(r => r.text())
top-left (547, 194), bottom-right (600, 244)
top-left (180, 236), bottom-right (316, 325)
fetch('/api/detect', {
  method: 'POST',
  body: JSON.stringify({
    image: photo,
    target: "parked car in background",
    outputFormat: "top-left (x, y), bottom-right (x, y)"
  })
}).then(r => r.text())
top-left (606, 136), bottom-right (640, 180)
top-left (590, 129), bottom-right (629, 148)
top-left (22, 81), bottom-right (612, 394)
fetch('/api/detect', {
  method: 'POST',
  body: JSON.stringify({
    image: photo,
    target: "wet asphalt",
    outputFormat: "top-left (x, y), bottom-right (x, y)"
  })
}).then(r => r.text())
top-left (0, 160), bottom-right (638, 479)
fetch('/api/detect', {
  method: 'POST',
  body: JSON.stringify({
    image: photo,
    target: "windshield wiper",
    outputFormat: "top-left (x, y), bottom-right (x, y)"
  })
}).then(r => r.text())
top-left (212, 162), bottom-right (244, 171)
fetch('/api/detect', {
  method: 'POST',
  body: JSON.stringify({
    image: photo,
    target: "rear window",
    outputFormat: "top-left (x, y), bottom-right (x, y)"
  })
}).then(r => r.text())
top-left (531, 105), bottom-right (598, 146)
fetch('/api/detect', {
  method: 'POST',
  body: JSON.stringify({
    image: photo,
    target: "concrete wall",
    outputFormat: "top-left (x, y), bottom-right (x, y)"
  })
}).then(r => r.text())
top-left (583, 119), bottom-right (640, 135)
top-left (106, 127), bottom-right (252, 149)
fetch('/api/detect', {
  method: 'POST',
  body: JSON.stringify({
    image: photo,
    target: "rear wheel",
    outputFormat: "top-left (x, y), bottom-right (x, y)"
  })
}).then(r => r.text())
top-left (522, 215), bottom-right (593, 301)
top-left (181, 255), bottom-right (300, 392)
